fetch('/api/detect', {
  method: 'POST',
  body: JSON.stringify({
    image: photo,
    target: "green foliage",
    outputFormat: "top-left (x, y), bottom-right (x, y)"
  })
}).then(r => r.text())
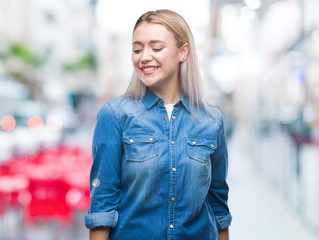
top-left (63, 52), bottom-right (96, 72)
top-left (0, 51), bottom-right (4, 60)
top-left (0, 42), bottom-right (47, 67)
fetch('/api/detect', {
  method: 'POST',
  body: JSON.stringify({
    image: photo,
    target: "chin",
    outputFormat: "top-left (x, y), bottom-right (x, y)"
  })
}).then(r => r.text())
top-left (143, 78), bottom-right (158, 87)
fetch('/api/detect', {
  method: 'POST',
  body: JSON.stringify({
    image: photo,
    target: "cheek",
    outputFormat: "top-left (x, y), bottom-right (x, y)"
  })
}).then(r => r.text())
top-left (132, 56), bottom-right (139, 67)
top-left (162, 51), bottom-right (179, 65)
top-left (162, 57), bottom-right (179, 70)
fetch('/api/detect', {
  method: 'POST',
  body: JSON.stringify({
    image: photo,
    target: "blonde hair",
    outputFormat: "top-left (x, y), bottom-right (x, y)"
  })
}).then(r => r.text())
top-left (125, 9), bottom-right (211, 114)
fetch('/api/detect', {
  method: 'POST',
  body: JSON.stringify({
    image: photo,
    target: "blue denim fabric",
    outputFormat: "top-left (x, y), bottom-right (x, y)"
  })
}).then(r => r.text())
top-left (84, 89), bottom-right (232, 240)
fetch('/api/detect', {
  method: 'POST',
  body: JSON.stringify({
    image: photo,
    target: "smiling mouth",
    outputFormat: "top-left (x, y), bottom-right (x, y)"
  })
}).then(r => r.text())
top-left (139, 66), bottom-right (159, 74)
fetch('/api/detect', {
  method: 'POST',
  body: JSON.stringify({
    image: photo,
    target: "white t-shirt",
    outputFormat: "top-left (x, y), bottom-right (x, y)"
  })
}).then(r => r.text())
top-left (165, 104), bottom-right (174, 120)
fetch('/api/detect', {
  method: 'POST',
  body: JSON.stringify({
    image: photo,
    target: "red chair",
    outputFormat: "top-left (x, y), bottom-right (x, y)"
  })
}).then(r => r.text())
top-left (0, 174), bottom-right (30, 209)
top-left (64, 168), bottom-right (90, 211)
top-left (1, 143), bottom-right (92, 226)
top-left (24, 177), bottom-right (72, 225)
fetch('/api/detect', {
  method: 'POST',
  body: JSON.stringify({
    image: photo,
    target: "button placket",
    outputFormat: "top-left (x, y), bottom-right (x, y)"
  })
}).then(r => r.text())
top-left (167, 106), bottom-right (178, 239)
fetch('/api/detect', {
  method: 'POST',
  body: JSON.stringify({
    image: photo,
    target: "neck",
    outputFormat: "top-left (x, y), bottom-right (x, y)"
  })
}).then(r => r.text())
top-left (150, 81), bottom-right (182, 105)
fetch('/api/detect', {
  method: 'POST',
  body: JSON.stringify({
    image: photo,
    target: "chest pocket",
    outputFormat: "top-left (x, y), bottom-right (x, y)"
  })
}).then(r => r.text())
top-left (123, 132), bottom-right (158, 162)
top-left (187, 136), bottom-right (217, 163)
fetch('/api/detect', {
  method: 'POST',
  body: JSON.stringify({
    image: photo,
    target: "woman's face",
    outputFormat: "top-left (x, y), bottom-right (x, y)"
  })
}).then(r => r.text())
top-left (132, 22), bottom-right (185, 89)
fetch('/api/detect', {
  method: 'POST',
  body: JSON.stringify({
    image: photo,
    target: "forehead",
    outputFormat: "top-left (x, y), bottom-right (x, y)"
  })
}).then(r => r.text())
top-left (133, 22), bottom-right (176, 44)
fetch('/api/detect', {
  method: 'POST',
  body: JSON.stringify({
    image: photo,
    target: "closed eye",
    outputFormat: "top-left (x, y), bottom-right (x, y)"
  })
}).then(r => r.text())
top-left (133, 49), bottom-right (142, 54)
top-left (153, 48), bottom-right (163, 52)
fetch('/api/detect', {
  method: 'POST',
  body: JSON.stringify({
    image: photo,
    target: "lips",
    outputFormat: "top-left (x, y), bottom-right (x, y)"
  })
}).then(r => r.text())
top-left (139, 66), bottom-right (159, 75)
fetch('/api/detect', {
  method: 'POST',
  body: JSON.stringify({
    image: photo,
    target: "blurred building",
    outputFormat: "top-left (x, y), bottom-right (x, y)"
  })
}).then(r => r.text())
top-left (0, 0), bottom-right (98, 106)
top-left (0, 0), bottom-right (100, 170)
top-left (209, 0), bottom-right (319, 232)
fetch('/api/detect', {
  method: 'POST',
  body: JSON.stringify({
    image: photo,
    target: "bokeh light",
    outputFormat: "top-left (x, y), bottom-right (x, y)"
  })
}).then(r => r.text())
top-left (27, 115), bottom-right (44, 130)
top-left (46, 115), bottom-right (63, 131)
top-left (0, 115), bottom-right (16, 131)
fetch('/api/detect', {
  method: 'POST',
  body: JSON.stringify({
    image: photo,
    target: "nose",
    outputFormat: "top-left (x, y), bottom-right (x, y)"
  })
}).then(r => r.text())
top-left (140, 48), bottom-right (153, 63)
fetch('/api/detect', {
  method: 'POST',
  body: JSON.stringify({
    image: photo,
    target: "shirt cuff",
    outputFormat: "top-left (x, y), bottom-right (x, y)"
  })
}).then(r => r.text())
top-left (84, 211), bottom-right (118, 229)
top-left (216, 212), bottom-right (232, 230)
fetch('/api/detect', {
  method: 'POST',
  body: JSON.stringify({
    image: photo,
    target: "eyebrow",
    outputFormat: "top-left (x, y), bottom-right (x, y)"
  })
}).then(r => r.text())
top-left (132, 40), bottom-right (166, 45)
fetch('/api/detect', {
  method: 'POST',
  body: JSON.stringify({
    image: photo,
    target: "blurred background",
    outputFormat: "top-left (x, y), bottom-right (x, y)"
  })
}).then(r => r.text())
top-left (0, 0), bottom-right (318, 239)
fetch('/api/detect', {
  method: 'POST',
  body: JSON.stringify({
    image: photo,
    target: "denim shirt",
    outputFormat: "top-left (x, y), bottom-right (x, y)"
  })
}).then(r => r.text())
top-left (85, 90), bottom-right (232, 240)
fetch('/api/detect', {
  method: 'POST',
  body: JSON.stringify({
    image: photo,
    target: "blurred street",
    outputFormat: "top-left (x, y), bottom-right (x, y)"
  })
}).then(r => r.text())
top-left (1, 0), bottom-right (319, 239)
top-left (228, 126), bottom-right (317, 240)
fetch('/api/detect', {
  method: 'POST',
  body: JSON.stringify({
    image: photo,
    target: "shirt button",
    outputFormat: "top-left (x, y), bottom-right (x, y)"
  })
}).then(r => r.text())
top-left (171, 197), bottom-right (175, 201)
top-left (211, 144), bottom-right (214, 148)
top-left (172, 168), bottom-right (176, 172)
top-left (163, 117), bottom-right (167, 120)
top-left (192, 141), bottom-right (196, 145)
top-left (172, 116), bottom-right (176, 120)
top-left (159, 100), bottom-right (163, 104)
top-left (129, 139), bottom-right (134, 143)
top-left (149, 138), bottom-right (153, 141)
top-left (169, 224), bottom-right (174, 229)
top-left (171, 141), bottom-right (174, 145)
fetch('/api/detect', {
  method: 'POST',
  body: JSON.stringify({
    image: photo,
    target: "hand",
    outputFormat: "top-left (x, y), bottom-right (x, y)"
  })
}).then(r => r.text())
top-left (218, 228), bottom-right (229, 240)
top-left (90, 226), bottom-right (110, 240)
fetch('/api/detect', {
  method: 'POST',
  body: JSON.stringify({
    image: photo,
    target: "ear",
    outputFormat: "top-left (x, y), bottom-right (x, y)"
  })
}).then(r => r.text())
top-left (179, 43), bottom-right (190, 62)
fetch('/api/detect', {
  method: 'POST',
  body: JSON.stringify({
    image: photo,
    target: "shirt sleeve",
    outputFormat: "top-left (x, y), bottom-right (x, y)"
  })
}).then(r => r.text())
top-left (208, 111), bottom-right (232, 230)
top-left (84, 103), bottom-right (122, 229)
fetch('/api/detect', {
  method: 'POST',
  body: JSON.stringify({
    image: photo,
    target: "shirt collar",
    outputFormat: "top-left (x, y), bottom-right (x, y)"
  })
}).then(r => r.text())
top-left (142, 89), bottom-right (161, 110)
top-left (142, 88), bottom-right (191, 113)
top-left (178, 94), bottom-right (191, 113)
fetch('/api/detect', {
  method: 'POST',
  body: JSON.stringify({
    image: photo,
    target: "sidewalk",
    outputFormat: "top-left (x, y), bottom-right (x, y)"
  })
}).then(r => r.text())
top-left (227, 130), bottom-right (317, 240)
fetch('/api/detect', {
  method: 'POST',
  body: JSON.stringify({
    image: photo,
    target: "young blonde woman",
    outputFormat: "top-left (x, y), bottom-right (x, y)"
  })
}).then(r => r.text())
top-left (85, 9), bottom-right (232, 240)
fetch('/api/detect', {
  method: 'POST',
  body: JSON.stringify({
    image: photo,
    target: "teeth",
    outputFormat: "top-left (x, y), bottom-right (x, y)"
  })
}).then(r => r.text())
top-left (142, 67), bottom-right (157, 72)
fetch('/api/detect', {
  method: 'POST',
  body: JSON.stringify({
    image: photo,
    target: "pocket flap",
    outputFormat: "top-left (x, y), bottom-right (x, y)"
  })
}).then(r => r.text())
top-left (123, 132), bottom-right (157, 144)
top-left (187, 136), bottom-right (217, 150)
